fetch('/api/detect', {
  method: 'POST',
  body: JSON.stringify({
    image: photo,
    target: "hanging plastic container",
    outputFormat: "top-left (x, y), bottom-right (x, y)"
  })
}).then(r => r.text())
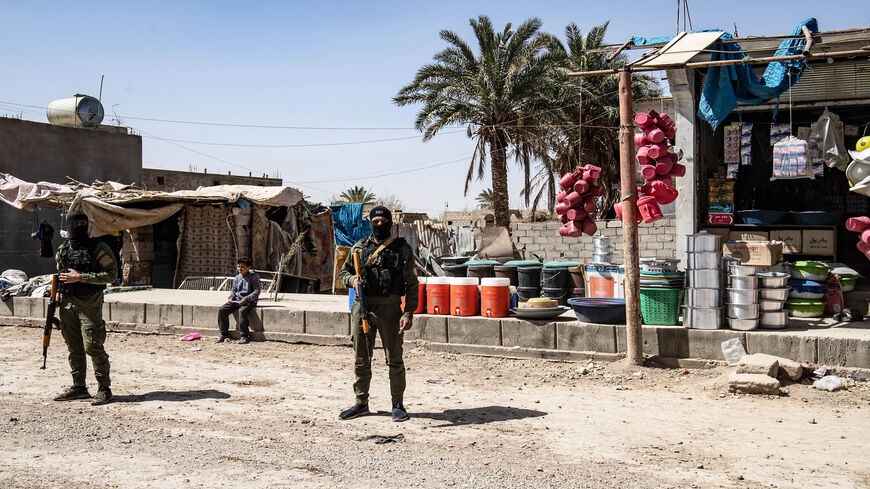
top-left (426, 277), bottom-right (451, 315)
top-left (480, 277), bottom-right (510, 318)
top-left (414, 277), bottom-right (427, 314)
top-left (450, 277), bottom-right (479, 316)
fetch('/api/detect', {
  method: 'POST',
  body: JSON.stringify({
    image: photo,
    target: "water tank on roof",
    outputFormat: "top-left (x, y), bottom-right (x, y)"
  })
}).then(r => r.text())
top-left (46, 94), bottom-right (104, 128)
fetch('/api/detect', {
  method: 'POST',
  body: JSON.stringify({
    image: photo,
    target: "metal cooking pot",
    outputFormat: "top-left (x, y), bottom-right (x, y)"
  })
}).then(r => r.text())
top-left (758, 271), bottom-right (789, 288)
top-left (727, 317), bottom-right (759, 331)
top-left (760, 310), bottom-right (788, 329)
top-left (686, 269), bottom-right (723, 289)
top-left (729, 265), bottom-right (756, 277)
top-left (760, 299), bottom-right (785, 312)
top-left (686, 231), bottom-right (721, 252)
top-left (760, 287), bottom-right (790, 301)
top-left (727, 288), bottom-right (758, 305)
top-left (687, 251), bottom-right (722, 269)
top-left (683, 306), bottom-right (723, 329)
top-left (730, 275), bottom-right (758, 290)
top-left (684, 288), bottom-right (722, 308)
top-left (727, 303), bottom-right (760, 319)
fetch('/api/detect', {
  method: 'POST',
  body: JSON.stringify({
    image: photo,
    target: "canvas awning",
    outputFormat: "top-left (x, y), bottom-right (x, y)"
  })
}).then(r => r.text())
top-left (629, 31), bottom-right (724, 68)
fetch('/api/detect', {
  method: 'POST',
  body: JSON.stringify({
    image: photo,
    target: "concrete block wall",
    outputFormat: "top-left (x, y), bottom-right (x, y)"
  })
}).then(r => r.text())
top-left (511, 219), bottom-right (677, 264)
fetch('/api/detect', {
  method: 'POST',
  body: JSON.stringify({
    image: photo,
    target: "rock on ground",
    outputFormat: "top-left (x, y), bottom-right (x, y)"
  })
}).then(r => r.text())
top-left (736, 353), bottom-right (779, 377)
top-left (728, 372), bottom-right (781, 395)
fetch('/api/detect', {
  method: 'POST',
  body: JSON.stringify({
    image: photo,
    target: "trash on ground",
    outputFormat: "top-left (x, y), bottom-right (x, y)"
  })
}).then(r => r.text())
top-left (179, 333), bottom-right (201, 342)
top-left (357, 434), bottom-right (405, 444)
top-left (721, 338), bottom-right (746, 366)
top-left (813, 375), bottom-right (843, 392)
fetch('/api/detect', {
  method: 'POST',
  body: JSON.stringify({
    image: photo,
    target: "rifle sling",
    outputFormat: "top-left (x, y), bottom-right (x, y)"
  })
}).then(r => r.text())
top-left (363, 236), bottom-right (396, 267)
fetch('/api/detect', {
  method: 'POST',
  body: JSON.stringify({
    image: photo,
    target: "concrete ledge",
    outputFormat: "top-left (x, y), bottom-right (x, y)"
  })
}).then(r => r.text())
top-left (687, 329), bottom-right (745, 362)
top-left (616, 325), bottom-right (672, 356)
top-left (818, 337), bottom-right (870, 369)
top-left (306, 310), bottom-right (350, 336)
top-left (421, 341), bottom-right (624, 363)
top-left (261, 307), bottom-right (304, 334)
top-left (110, 302), bottom-right (145, 324)
top-left (501, 318), bottom-right (556, 350)
top-left (411, 315), bottom-right (448, 343)
top-left (447, 317), bottom-right (500, 346)
top-left (745, 331), bottom-right (817, 364)
top-left (144, 303), bottom-right (183, 325)
top-left (12, 297), bottom-right (44, 319)
top-left (0, 298), bottom-right (14, 316)
top-left (556, 322), bottom-right (617, 353)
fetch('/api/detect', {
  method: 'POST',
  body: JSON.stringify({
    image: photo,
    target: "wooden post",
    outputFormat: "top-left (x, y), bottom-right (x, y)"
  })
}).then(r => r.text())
top-left (618, 69), bottom-right (643, 366)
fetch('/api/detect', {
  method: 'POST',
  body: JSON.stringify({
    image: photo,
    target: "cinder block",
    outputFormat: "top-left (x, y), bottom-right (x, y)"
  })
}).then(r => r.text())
top-left (0, 298), bottom-right (13, 316)
top-left (615, 324), bottom-right (666, 356)
top-left (261, 307), bottom-right (304, 334)
top-left (144, 303), bottom-right (183, 325)
top-left (777, 357), bottom-right (804, 381)
top-left (14, 297), bottom-right (44, 318)
top-left (817, 337), bottom-right (870, 369)
top-left (687, 329), bottom-right (746, 361)
top-left (306, 310), bottom-right (350, 336)
top-left (736, 353), bottom-right (779, 377)
top-left (110, 302), bottom-right (145, 324)
top-left (744, 331), bottom-right (817, 364)
top-left (556, 322), bottom-right (617, 353)
top-left (447, 317), bottom-right (500, 346)
top-left (606, 220), bottom-right (621, 228)
top-left (501, 318), bottom-right (556, 349)
top-left (728, 372), bottom-right (780, 394)
top-left (412, 314), bottom-right (448, 343)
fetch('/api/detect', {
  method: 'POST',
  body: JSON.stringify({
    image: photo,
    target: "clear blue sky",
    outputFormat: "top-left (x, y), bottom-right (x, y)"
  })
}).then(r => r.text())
top-left (2, 1), bottom-right (867, 215)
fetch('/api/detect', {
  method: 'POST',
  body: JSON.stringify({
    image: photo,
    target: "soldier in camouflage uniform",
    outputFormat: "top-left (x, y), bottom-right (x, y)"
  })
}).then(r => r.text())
top-left (338, 206), bottom-right (418, 422)
top-left (53, 210), bottom-right (119, 406)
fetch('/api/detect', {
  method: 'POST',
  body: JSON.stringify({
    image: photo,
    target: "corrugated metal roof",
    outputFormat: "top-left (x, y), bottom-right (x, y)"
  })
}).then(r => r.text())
top-left (739, 60), bottom-right (870, 104)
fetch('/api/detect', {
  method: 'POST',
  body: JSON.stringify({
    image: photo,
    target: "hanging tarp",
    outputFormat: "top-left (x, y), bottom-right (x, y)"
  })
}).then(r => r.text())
top-left (698, 18), bottom-right (819, 129)
top-left (0, 172), bottom-right (72, 211)
top-left (76, 197), bottom-right (183, 237)
top-left (330, 203), bottom-right (371, 247)
top-left (300, 208), bottom-right (335, 292)
top-left (173, 204), bottom-right (236, 286)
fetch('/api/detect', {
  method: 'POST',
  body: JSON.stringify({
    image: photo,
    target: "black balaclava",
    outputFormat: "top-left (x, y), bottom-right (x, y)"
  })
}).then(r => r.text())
top-left (68, 210), bottom-right (90, 242)
top-left (369, 206), bottom-right (393, 240)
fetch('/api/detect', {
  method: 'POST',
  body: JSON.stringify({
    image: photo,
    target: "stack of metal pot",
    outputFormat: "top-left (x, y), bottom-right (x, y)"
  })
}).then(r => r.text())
top-left (758, 271), bottom-right (790, 328)
top-left (683, 231), bottom-right (724, 329)
top-left (726, 263), bottom-right (759, 330)
top-left (592, 236), bottom-right (612, 264)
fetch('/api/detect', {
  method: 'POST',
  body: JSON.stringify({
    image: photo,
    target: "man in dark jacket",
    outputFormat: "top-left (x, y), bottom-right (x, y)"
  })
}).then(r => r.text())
top-left (217, 257), bottom-right (260, 344)
top-left (53, 210), bottom-right (118, 406)
top-left (338, 206), bottom-right (418, 422)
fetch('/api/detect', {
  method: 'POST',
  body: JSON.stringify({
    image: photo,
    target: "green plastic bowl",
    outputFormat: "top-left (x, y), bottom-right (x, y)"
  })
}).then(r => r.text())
top-left (840, 276), bottom-right (857, 292)
top-left (785, 299), bottom-right (825, 318)
top-left (544, 261), bottom-right (581, 268)
top-left (791, 261), bottom-right (830, 281)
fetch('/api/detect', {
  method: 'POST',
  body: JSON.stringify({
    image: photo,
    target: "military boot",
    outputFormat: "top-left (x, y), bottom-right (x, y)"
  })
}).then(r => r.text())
top-left (91, 387), bottom-right (113, 406)
top-left (53, 386), bottom-right (91, 401)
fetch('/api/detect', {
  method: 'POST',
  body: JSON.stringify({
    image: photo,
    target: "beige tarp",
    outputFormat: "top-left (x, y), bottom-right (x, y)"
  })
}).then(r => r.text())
top-left (78, 197), bottom-right (183, 237)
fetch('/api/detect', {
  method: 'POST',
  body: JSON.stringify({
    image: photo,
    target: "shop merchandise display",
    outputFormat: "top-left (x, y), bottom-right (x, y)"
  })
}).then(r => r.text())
top-left (555, 164), bottom-right (602, 237)
top-left (771, 136), bottom-right (812, 180)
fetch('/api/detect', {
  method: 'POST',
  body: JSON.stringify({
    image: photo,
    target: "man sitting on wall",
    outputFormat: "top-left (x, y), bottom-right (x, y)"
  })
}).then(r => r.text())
top-left (216, 257), bottom-right (260, 344)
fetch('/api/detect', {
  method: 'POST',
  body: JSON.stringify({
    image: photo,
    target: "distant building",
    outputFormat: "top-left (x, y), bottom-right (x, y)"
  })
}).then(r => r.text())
top-left (142, 168), bottom-right (281, 192)
top-left (0, 118), bottom-right (141, 275)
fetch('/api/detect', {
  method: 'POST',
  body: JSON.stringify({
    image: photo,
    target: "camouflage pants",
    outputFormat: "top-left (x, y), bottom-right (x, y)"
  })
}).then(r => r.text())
top-left (59, 298), bottom-right (110, 388)
top-left (351, 301), bottom-right (405, 406)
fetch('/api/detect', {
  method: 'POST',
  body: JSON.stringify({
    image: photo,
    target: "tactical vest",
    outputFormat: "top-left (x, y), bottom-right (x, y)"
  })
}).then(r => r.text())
top-left (360, 237), bottom-right (406, 297)
top-left (58, 240), bottom-right (107, 296)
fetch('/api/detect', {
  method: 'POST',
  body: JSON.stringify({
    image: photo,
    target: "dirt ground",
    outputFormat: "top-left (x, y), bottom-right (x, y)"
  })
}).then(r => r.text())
top-left (1, 325), bottom-right (869, 489)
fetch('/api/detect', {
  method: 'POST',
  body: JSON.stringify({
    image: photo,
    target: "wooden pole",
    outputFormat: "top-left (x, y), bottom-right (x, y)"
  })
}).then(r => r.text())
top-left (618, 69), bottom-right (643, 366)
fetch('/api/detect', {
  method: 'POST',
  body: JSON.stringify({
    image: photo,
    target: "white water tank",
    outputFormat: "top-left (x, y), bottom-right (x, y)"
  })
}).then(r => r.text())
top-left (46, 94), bottom-right (104, 128)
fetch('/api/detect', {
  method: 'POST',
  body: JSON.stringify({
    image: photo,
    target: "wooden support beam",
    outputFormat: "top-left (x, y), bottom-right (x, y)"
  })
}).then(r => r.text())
top-left (606, 39), bottom-right (634, 62)
top-left (802, 25), bottom-right (814, 55)
top-left (617, 69), bottom-right (643, 366)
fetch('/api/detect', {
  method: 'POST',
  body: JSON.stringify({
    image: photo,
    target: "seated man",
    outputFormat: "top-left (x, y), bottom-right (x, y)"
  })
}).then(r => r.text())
top-left (217, 257), bottom-right (260, 344)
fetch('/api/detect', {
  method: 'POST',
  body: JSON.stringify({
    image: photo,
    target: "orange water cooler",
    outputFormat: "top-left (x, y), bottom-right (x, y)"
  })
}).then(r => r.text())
top-left (480, 277), bottom-right (510, 317)
top-left (449, 277), bottom-right (479, 316)
top-left (426, 277), bottom-right (451, 315)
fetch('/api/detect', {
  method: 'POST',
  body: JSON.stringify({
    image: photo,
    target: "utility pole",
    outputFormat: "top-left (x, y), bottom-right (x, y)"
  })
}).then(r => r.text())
top-left (618, 68), bottom-right (643, 366)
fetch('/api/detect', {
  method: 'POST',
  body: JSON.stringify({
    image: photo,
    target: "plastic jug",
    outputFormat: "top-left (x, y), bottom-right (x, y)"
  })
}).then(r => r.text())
top-left (637, 196), bottom-right (663, 223)
top-left (449, 277), bottom-right (479, 316)
top-left (426, 277), bottom-right (450, 315)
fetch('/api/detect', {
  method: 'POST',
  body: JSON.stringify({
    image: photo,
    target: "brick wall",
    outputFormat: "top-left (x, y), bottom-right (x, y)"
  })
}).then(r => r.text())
top-left (510, 219), bottom-right (677, 264)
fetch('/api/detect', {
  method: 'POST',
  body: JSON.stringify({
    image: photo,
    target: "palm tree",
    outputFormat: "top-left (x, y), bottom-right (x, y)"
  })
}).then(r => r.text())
top-left (523, 22), bottom-right (661, 217)
top-left (476, 188), bottom-right (495, 209)
top-left (335, 185), bottom-right (377, 205)
top-left (394, 15), bottom-right (563, 228)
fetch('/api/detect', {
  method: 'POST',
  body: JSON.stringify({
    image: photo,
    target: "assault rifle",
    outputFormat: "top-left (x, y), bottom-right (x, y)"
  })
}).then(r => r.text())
top-left (352, 250), bottom-right (371, 364)
top-left (41, 275), bottom-right (60, 370)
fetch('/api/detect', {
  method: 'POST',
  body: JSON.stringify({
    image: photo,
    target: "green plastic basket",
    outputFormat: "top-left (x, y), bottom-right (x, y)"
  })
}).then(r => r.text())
top-left (640, 287), bottom-right (682, 325)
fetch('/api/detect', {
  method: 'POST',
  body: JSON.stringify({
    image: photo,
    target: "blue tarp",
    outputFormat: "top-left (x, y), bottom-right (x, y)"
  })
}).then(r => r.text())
top-left (698, 18), bottom-right (818, 128)
top-left (330, 203), bottom-right (371, 247)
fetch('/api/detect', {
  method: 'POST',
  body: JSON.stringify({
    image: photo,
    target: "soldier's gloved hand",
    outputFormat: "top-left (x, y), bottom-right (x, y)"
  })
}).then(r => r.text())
top-left (352, 277), bottom-right (360, 292)
top-left (398, 316), bottom-right (412, 334)
top-left (59, 269), bottom-right (82, 284)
